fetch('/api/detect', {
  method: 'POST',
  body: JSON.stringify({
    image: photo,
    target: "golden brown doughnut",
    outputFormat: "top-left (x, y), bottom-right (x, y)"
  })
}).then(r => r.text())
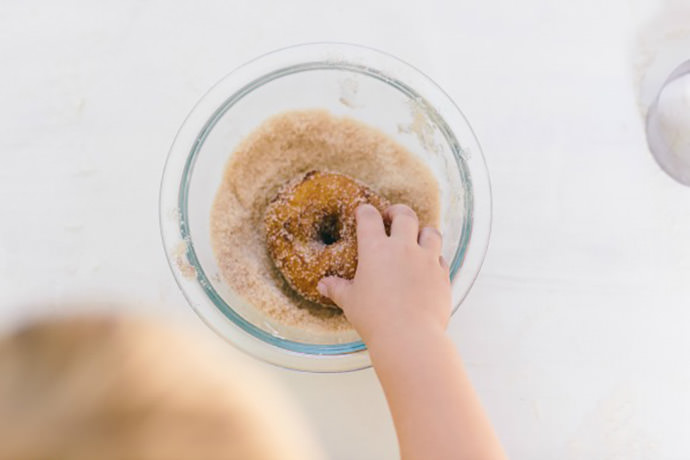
top-left (264, 170), bottom-right (389, 307)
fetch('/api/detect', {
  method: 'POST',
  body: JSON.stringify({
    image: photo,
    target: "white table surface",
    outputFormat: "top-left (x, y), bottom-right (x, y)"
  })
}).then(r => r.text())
top-left (2, 1), bottom-right (690, 458)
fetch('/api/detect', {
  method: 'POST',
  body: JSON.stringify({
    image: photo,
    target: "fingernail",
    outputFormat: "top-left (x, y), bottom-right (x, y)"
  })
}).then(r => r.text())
top-left (357, 203), bottom-right (373, 214)
top-left (317, 280), bottom-right (327, 296)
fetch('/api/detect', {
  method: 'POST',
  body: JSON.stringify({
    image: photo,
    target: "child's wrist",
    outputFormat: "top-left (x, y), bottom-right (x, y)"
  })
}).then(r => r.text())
top-left (364, 318), bottom-right (446, 357)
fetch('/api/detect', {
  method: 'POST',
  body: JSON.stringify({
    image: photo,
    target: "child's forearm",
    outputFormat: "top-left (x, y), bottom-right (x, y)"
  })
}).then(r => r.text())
top-left (368, 326), bottom-right (507, 460)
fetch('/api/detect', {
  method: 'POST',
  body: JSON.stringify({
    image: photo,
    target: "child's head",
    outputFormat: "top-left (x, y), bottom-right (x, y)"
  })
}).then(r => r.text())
top-left (0, 314), bottom-right (323, 460)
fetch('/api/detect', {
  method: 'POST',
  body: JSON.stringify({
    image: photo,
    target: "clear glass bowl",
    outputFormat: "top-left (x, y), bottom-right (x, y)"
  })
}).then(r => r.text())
top-left (159, 43), bottom-right (492, 372)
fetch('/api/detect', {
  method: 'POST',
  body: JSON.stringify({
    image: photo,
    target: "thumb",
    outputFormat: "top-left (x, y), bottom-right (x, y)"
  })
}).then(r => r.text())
top-left (317, 276), bottom-right (351, 307)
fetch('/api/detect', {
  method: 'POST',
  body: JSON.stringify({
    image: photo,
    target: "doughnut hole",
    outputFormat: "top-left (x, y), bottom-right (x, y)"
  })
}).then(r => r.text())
top-left (316, 213), bottom-right (342, 246)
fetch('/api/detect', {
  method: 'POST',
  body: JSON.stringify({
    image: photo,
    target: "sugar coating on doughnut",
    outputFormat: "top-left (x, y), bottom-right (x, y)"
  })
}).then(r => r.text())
top-left (264, 170), bottom-right (389, 307)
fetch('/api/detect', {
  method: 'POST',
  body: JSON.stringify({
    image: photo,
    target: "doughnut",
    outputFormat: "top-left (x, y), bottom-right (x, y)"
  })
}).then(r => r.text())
top-left (264, 170), bottom-right (390, 307)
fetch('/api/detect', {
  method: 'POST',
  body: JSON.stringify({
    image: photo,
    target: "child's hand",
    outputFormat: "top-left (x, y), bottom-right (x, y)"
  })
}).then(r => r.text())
top-left (317, 203), bottom-right (451, 346)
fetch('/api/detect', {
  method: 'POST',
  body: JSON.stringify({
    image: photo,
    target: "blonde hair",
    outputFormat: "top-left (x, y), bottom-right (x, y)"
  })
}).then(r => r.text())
top-left (0, 315), bottom-right (323, 460)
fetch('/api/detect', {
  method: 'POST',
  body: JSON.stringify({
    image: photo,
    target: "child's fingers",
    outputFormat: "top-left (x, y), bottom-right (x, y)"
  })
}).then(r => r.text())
top-left (317, 276), bottom-right (352, 308)
top-left (356, 204), bottom-right (386, 250)
top-left (418, 227), bottom-right (442, 256)
top-left (384, 204), bottom-right (419, 240)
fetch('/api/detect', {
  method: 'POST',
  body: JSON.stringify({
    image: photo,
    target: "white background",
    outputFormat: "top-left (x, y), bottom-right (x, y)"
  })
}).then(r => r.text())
top-left (1, 0), bottom-right (690, 458)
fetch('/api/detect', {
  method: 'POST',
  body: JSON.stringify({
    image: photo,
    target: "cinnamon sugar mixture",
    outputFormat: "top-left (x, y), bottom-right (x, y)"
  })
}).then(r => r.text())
top-left (210, 109), bottom-right (440, 333)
